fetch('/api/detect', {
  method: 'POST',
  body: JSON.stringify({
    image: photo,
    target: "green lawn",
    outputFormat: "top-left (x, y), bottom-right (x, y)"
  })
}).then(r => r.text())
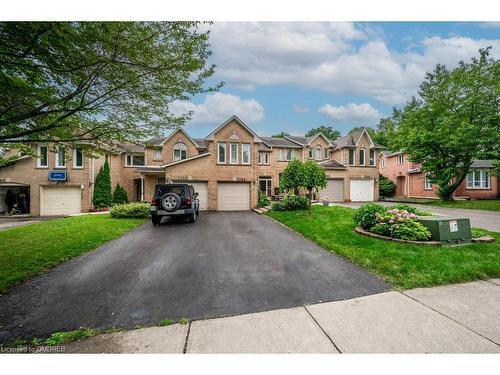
top-left (267, 206), bottom-right (500, 289)
top-left (425, 199), bottom-right (500, 212)
top-left (0, 214), bottom-right (144, 292)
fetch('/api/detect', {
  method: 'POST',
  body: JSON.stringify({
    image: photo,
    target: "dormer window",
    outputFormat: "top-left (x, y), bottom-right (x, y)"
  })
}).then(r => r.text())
top-left (315, 146), bottom-right (322, 160)
top-left (348, 149), bottom-right (355, 166)
top-left (369, 149), bottom-right (376, 166)
top-left (359, 148), bottom-right (366, 166)
top-left (173, 143), bottom-right (187, 161)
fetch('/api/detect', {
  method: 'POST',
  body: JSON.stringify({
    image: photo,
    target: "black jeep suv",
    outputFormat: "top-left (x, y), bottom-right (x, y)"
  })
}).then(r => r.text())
top-left (150, 183), bottom-right (200, 225)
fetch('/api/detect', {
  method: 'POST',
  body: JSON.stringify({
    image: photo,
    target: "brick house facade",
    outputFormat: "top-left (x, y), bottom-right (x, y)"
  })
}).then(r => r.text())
top-left (379, 151), bottom-right (499, 199)
top-left (0, 115), bottom-right (383, 215)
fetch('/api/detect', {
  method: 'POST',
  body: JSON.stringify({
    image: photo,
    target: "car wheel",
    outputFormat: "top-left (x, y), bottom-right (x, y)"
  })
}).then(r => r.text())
top-left (187, 212), bottom-right (196, 223)
top-left (152, 216), bottom-right (161, 226)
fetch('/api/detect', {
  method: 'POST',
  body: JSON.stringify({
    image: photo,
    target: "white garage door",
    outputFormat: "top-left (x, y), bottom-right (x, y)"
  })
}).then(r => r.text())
top-left (41, 186), bottom-right (82, 216)
top-left (217, 182), bottom-right (250, 211)
top-left (319, 179), bottom-right (344, 202)
top-left (189, 182), bottom-right (208, 211)
top-left (350, 179), bottom-right (374, 202)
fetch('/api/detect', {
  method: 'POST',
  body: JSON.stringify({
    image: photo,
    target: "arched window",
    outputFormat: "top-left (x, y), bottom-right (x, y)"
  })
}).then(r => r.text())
top-left (315, 145), bottom-right (322, 160)
top-left (173, 143), bottom-right (187, 161)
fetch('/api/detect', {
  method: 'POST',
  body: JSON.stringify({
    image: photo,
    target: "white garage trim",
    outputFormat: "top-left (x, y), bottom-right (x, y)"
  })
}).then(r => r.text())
top-left (319, 179), bottom-right (344, 202)
top-left (349, 179), bottom-right (374, 202)
top-left (189, 182), bottom-right (208, 211)
top-left (41, 185), bottom-right (82, 216)
top-left (217, 182), bottom-right (250, 211)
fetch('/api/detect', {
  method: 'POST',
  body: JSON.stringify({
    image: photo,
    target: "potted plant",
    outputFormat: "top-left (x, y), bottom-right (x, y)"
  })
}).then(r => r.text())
top-left (322, 197), bottom-right (329, 206)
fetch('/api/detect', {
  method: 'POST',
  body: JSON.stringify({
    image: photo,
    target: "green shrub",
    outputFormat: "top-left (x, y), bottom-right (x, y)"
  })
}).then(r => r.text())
top-left (271, 194), bottom-right (309, 211)
top-left (112, 183), bottom-right (128, 204)
top-left (369, 208), bottom-right (431, 241)
top-left (379, 175), bottom-right (396, 197)
top-left (390, 204), bottom-right (432, 216)
top-left (110, 202), bottom-right (150, 218)
top-left (353, 203), bottom-right (387, 229)
top-left (258, 191), bottom-right (271, 208)
top-left (93, 159), bottom-right (112, 208)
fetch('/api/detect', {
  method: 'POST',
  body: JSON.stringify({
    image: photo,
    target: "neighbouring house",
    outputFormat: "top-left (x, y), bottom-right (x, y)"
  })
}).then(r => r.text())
top-left (379, 151), bottom-right (499, 199)
top-left (0, 115), bottom-right (383, 215)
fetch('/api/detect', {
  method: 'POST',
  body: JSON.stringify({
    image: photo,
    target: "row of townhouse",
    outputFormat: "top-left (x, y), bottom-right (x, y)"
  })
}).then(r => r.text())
top-left (0, 116), bottom-right (384, 216)
top-left (379, 151), bottom-right (499, 199)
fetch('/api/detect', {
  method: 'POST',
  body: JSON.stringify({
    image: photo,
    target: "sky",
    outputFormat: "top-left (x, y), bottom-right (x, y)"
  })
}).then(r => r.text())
top-left (171, 22), bottom-right (500, 138)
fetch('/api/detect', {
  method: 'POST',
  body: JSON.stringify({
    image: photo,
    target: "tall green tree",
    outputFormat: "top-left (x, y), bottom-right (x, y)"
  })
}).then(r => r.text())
top-left (112, 183), bottom-right (128, 204)
top-left (302, 160), bottom-right (327, 209)
top-left (392, 48), bottom-right (499, 200)
top-left (272, 131), bottom-right (290, 138)
top-left (93, 159), bottom-right (112, 208)
top-left (0, 22), bottom-right (220, 155)
top-left (305, 126), bottom-right (340, 141)
top-left (279, 159), bottom-right (304, 194)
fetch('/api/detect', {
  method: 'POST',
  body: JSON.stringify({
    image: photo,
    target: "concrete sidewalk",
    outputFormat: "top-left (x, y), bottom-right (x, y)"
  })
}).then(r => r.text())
top-left (65, 279), bottom-right (500, 353)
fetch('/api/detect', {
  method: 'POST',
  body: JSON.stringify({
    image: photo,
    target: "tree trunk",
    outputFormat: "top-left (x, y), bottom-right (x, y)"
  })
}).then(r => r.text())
top-left (436, 168), bottom-right (469, 201)
top-left (308, 188), bottom-right (313, 211)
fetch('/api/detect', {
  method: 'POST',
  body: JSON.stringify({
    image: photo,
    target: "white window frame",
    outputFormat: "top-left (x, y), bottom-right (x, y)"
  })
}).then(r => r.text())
top-left (397, 154), bottom-right (404, 165)
top-left (73, 148), bottom-right (84, 169)
top-left (369, 149), bottom-right (376, 166)
top-left (315, 146), bottom-right (322, 160)
top-left (359, 148), bottom-right (366, 166)
top-left (37, 143), bottom-right (48, 168)
top-left (153, 149), bottom-right (162, 161)
top-left (348, 149), bottom-right (355, 166)
top-left (264, 153), bottom-right (269, 165)
top-left (217, 143), bottom-right (226, 164)
top-left (230, 143), bottom-right (238, 164)
top-left (173, 143), bottom-right (187, 162)
top-left (308, 148), bottom-right (313, 158)
top-left (286, 148), bottom-right (292, 161)
top-left (467, 170), bottom-right (490, 189)
top-left (424, 173), bottom-right (433, 190)
top-left (258, 152), bottom-right (270, 165)
top-left (55, 146), bottom-right (66, 168)
top-left (324, 148), bottom-right (329, 159)
top-left (381, 158), bottom-right (386, 168)
top-left (125, 153), bottom-right (145, 167)
top-left (241, 143), bottom-right (251, 165)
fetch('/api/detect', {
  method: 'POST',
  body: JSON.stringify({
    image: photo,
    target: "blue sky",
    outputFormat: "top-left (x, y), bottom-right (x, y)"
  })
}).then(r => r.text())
top-left (171, 22), bottom-right (500, 138)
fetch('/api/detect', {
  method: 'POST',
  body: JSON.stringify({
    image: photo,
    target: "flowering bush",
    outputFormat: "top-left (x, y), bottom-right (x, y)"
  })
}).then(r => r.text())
top-left (353, 203), bottom-right (387, 230)
top-left (369, 208), bottom-right (431, 241)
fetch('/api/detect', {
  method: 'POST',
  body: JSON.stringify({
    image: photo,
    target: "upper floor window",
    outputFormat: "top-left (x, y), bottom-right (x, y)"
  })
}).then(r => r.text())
top-left (230, 143), bottom-right (238, 164)
top-left (308, 148), bottom-right (313, 158)
top-left (359, 148), bottom-right (366, 166)
top-left (242, 143), bottom-right (250, 164)
top-left (125, 154), bottom-right (145, 166)
top-left (467, 170), bottom-right (490, 189)
top-left (381, 158), bottom-right (386, 168)
top-left (258, 152), bottom-right (270, 165)
top-left (173, 143), bottom-right (187, 161)
top-left (324, 148), bottom-right (329, 159)
top-left (73, 148), bottom-right (83, 168)
top-left (424, 173), bottom-right (433, 190)
top-left (154, 149), bottom-right (162, 161)
top-left (217, 143), bottom-right (226, 164)
top-left (348, 149), bottom-right (355, 166)
top-left (37, 144), bottom-right (48, 168)
top-left (279, 148), bottom-right (298, 161)
top-left (397, 154), bottom-right (404, 165)
top-left (369, 149), bottom-right (376, 166)
top-left (315, 146), bottom-right (322, 160)
top-left (56, 146), bottom-right (66, 168)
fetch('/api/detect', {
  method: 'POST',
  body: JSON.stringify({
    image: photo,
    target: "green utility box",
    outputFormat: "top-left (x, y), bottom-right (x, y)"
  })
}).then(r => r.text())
top-left (417, 217), bottom-right (471, 244)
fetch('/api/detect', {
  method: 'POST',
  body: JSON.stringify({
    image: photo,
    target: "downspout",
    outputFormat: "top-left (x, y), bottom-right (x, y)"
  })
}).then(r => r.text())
top-left (91, 157), bottom-right (95, 209)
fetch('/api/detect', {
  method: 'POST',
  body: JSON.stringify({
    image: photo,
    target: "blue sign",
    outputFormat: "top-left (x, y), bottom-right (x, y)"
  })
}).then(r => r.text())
top-left (48, 171), bottom-right (67, 181)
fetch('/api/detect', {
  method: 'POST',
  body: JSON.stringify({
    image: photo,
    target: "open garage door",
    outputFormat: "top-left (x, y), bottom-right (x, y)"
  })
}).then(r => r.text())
top-left (41, 186), bottom-right (81, 216)
top-left (189, 182), bottom-right (208, 211)
top-left (217, 182), bottom-right (250, 211)
top-left (349, 179), bottom-right (374, 202)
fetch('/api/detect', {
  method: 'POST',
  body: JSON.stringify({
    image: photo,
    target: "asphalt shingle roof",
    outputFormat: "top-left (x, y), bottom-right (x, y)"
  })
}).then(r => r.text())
top-left (260, 137), bottom-right (302, 148)
top-left (318, 159), bottom-right (347, 169)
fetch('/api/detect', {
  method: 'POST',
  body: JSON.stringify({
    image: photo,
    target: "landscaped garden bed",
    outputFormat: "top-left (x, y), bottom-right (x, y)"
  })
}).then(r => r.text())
top-left (267, 205), bottom-right (500, 289)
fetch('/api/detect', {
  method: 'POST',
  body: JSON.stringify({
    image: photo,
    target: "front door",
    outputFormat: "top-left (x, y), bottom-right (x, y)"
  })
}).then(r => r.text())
top-left (134, 178), bottom-right (143, 202)
top-left (259, 177), bottom-right (272, 196)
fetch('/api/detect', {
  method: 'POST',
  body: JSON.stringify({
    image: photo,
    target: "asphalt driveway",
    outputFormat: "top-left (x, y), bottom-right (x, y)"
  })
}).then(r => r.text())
top-left (0, 212), bottom-right (389, 343)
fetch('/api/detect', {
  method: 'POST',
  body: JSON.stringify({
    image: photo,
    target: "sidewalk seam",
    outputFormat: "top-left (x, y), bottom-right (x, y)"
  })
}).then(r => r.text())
top-left (400, 291), bottom-right (500, 347)
top-left (481, 279), bottom-right (500, 288)
top-left (303, 305), bottom-right (342, 353)
top-left (182, 321), bottom-right (192, 354)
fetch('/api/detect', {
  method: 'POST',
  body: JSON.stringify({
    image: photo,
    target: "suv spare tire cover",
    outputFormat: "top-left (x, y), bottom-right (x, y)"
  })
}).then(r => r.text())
top-left (160, 193), bottom-right (181, 212)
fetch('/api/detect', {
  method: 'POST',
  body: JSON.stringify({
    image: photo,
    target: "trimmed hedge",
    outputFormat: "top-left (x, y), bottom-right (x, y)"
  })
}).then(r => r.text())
top-left (110, 202), bottom-right (150, 218)
top-left (272, 194), bottom-right (309, 211)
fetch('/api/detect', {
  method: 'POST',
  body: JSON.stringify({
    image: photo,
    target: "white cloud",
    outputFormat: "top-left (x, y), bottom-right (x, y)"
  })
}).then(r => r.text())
top-left (293, 105), bottom-right (309, 113)
top-left (318, 103), bottom-right (383, 125)
top-left (205, 22), bottom-right (500, 104)
top-left (169, 93), bottom-right (265, 126)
